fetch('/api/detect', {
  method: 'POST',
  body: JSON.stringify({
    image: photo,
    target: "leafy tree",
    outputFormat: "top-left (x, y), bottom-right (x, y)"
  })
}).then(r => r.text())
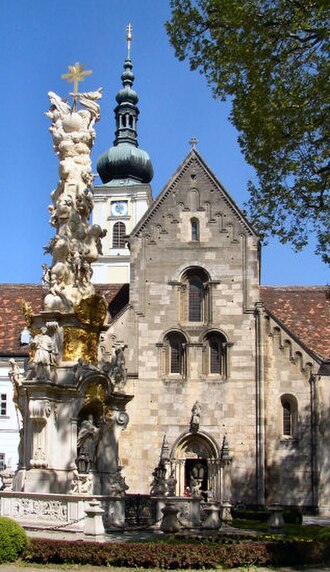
top-left (166, 0), bottom-right (330, 263)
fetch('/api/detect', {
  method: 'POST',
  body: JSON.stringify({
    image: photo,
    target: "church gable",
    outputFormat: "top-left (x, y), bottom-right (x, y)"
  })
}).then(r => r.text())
top-left (129, 149), bottom-right (260, 317)
top-left (131, 148), bottom-right (258, 245)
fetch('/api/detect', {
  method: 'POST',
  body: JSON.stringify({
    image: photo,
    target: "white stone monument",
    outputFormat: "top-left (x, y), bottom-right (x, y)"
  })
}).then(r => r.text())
top-left (0, 64), bottom-right (133, 531)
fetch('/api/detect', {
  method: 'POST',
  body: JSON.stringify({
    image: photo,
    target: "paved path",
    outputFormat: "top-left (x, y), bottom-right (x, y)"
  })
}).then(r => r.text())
top-left (17, 515), bottom-right (330, 544)
top-left (304, 516), bottom-right (330, 526)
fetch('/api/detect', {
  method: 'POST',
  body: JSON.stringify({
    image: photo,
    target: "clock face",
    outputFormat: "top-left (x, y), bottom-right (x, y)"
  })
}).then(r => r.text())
top-left (111, 201), bottom-right (128, 216)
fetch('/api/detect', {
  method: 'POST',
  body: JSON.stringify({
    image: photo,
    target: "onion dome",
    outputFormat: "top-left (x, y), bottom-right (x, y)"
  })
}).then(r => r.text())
top-left (97, 27), bottom-right (153, 184)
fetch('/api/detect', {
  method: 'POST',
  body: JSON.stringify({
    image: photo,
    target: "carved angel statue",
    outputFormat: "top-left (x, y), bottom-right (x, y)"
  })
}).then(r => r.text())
top-left (102, 344), bottom-right (128, 391)
top-left (8, 359), bottom-right (21, 386)
top-left (8, 359), bottom-right (22, 408)
top-left (78, 88), bottom-right (103, 127)
top-left (73, 358), bottom-right (99, 382)
top-left (71, 469), bottom-right (93, 495)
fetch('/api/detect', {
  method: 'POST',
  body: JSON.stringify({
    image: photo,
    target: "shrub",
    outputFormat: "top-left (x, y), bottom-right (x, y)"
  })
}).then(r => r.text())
top-left (269, 540), bottom-right (326, 566)
top-left (317, 526), bottom-right (330, 542)
top-left (283, 507), bottom-right (303, 524)
top-left (231, 508), bottom-right (269, 521)
top-left (0, 516), bottom-right (28, 563)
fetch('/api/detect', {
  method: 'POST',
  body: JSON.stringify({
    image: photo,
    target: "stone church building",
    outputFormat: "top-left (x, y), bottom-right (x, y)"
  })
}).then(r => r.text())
top-left (0, 42), bottom-right (329, 514)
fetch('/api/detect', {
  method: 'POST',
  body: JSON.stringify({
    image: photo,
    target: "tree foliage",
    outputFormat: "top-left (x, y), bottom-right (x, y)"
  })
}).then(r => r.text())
top-left (166, 0), bottom-right (330, 263)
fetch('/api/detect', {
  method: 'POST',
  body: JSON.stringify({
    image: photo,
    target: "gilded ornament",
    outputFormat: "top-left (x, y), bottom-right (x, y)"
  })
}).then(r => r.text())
top-left (62, 326), bottom-right (98, 364)
top-left (19, 298), bottom-right (34, 328)
top-left (27, 328), bottom-right (40, 360)
top-left (103, 406), bottom-right (114, 427)
top-left (74, 293), bottom-right (107, 328)
top-left (84, 383), bottom-right (106, 405)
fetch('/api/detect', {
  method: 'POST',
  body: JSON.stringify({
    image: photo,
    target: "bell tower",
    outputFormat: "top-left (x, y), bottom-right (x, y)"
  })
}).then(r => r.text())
top-left (92, 24), bottom-right (153, 284)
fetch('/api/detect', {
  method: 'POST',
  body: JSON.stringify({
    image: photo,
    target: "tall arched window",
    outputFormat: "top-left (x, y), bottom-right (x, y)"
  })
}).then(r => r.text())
top-left (113, 222), bottom-right (126, 248)
top-left (280, 394), bottom-right (298, 437)
top-left (203, 332), bottom-right (227, 377)
top-left (163, 332), bottom-right (187, 377)
top-left (170, 338), bottom-right (182, 373)
top-left (189, 275), bottom-right (203, 321)
top-left (191, 218), bottom-right (199, 241)
top-left (180, 268), bottom-right (210, 323)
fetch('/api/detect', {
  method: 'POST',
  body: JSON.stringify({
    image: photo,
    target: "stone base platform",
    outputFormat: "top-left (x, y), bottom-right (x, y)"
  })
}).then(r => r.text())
top-left (0, 491), bottom-right (125, 532)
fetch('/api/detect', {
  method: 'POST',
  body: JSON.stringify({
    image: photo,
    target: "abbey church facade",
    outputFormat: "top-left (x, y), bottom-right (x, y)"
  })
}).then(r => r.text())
top-left (97, 143), bottom-right (330, 511)
top-left (0, 42), bottom-right (329, 514)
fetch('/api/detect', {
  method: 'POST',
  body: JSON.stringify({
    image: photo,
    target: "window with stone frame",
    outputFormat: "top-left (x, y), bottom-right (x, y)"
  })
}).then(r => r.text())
top-left (162, 332), bottom-right (187, 377)
top-left (281, 394), bottom-right (298, 437)
top-left (0, 453), bottom-right (5, 470)
top-left (0, 394), bottom-right (7, 416)
top-left (191, 218), bottom-right (199, 241)
top-left (112, 221), bottom-right (126, 248)
top-left (180, 267), bottom-right (210, 323)
top-left (203, 332), bottom-right (227, 377)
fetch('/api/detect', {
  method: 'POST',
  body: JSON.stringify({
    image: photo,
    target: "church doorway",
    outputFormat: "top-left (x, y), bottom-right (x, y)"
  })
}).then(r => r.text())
top-left (185, 458), bottom-right (208, 498)
top-left (171, 432), bottom-right (221, 499)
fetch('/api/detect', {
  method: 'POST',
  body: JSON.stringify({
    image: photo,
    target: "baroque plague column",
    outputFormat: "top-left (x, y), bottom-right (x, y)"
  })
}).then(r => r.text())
top-left (10, 65), bottom-right (133, 497)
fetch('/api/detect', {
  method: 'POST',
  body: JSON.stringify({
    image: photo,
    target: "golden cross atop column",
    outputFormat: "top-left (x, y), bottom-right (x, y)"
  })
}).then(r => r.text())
top-left (61, 62), bottom-right (92, 109)
top-left (126, 23), bottom-right (133, 59)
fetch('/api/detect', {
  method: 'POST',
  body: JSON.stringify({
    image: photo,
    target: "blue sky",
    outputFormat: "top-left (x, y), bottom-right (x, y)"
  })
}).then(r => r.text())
top-left (0, 0), bottom-right (328, 286)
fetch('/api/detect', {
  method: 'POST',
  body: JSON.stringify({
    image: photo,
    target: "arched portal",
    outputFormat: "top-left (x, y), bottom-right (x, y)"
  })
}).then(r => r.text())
top-left (171, 432), bottom-right (222, 499)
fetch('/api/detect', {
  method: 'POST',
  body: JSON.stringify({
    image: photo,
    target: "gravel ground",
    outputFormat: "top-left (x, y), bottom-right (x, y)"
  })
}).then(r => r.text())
top-left (3, 565), bottom-right (330, 572)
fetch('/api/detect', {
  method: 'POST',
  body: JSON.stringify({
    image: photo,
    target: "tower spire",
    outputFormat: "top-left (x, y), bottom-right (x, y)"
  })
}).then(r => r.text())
top-left (112, 23), bottom-right (139, 148)
top-left (126, 23), bottom-right (132, 60)
top-left (96, 24), bottom-right (153, 184)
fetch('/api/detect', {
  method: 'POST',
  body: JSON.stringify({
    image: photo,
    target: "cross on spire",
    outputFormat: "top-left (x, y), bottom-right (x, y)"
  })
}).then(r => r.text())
top-left (126, 23), bottom-right (133, 60)
top-left (61, 62), bottom-right (92, 109)
top-left (189, 137), bottom-right (199, 149)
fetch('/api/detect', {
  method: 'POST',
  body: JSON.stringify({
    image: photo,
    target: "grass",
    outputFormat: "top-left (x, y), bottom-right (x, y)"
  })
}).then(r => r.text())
top-left (232, 518), bottom-right (330, 541)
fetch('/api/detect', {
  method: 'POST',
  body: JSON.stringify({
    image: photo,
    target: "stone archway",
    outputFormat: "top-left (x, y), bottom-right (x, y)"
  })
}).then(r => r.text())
top-left (171, 432), bottom-right (222, 500)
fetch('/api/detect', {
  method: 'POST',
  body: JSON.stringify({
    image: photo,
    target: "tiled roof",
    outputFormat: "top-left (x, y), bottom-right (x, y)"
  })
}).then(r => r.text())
top-left (1, 283), bottom-right (328, 361)
top-left (261, 286), bottom-right (330, 360)
top-left (0, 284), bottom-right (127, 356)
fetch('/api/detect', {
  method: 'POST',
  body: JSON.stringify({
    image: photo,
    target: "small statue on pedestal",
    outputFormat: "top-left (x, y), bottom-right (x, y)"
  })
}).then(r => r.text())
top-left (166, 470), bottom-right (177, 496)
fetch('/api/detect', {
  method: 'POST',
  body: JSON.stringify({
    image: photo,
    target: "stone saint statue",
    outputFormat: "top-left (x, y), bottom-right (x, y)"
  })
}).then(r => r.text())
top-left (190, 401), bottom-right (201, 433)
top-left (77, 414), bottom-right (100, 469)
top-left (30, 327), bottom-right (56, 380)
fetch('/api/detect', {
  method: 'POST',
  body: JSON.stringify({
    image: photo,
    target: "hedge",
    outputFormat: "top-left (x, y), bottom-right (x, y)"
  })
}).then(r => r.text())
top-left (23, 537), bottom-right (330, 568)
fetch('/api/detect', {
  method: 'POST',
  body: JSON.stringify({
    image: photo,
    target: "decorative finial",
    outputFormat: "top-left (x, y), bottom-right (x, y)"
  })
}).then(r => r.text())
top-left (189, 137), bottom-right (199, 149)
top-left (61, 62), bottom-right (92, 110)
top-left (126, 23), bottom-right (133, 60)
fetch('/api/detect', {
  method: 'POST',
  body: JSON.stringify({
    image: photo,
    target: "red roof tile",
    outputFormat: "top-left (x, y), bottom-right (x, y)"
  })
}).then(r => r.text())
top-left (0, 284), bottom-right (127, 356)
top-left (1, 283), bottom-right (328, 361)
top-left (261, 286), bottom-right (330, 360)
